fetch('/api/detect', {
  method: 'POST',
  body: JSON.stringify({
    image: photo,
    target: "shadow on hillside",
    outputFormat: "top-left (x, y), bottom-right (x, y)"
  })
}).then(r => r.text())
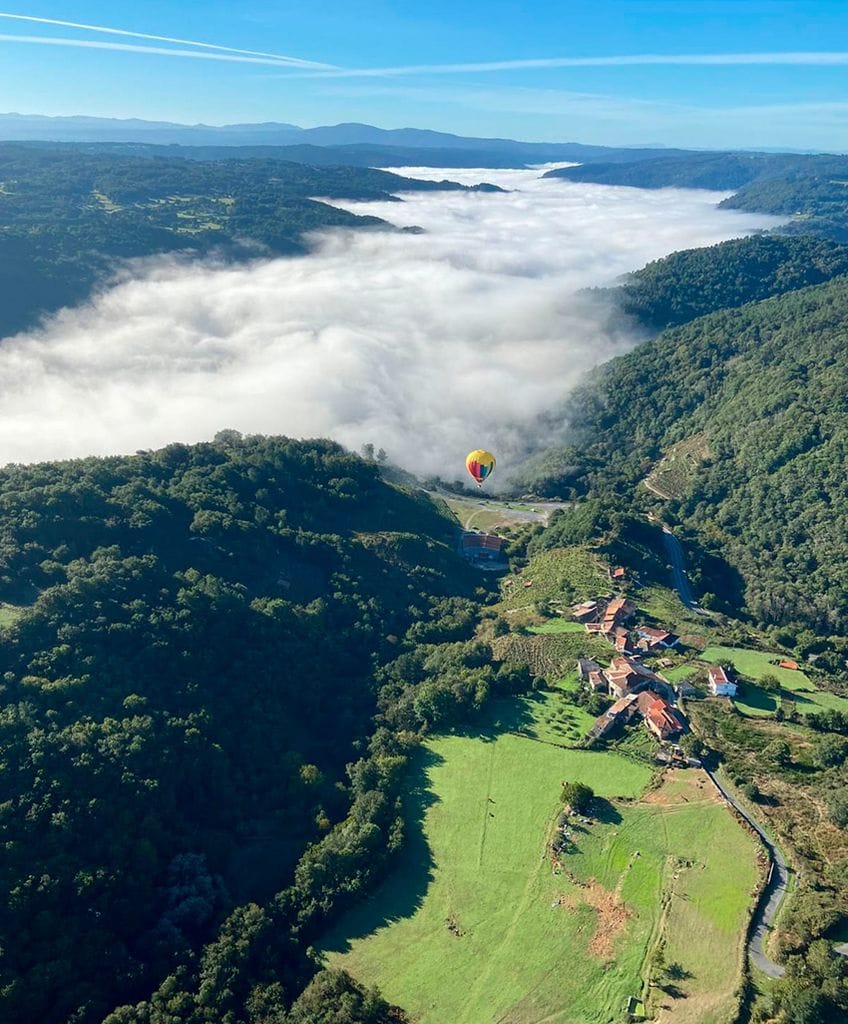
top-left (452, 695), bottom-right (537, 743)
top-left (592, 797), bottom-right (623, 825)
top-left (319, 747), bottom-right (443, 952)
top-left (738, 683), bottom-right (778, 714)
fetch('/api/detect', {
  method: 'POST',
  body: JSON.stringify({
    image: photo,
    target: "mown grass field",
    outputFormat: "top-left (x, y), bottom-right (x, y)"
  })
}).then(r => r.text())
top-left (701, 645), bottom-right (848, 717)
top-left (444, 497), bottom-right (548, 532)
top-left (526, 619), bottom-right (586, 635)
top-left (323, 698), bottom-right (759, 1024)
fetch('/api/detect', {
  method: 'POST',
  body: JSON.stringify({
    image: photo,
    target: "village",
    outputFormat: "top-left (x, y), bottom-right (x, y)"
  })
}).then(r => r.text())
top-left (571, 569), bottom-right (738, 748)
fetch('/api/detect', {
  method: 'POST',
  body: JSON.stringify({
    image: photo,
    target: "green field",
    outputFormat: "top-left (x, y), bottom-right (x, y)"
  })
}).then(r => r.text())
top-left (515, 683), bottom-right (597, 745)
top-left (637, 584), bottom-right (713, 639)
top-left (0, 604), bottom-right (24, 627)
top-left (323, 700), bottom-right (759, 1024)
top-left (701, 645), bottom-right (848, 716)
top-left (527, 619), bottom-right (586, 635)
top-left (444, 497), bottom-right (548, 532)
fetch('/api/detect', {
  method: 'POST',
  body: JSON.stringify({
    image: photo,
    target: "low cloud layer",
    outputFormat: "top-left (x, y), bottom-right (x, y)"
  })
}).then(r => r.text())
top-left (0, 167), bottom-right (781, 478)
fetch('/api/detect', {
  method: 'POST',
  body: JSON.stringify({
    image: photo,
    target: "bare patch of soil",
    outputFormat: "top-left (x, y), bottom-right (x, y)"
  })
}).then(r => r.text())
top-left (557, 879), bottom-right (632, 961)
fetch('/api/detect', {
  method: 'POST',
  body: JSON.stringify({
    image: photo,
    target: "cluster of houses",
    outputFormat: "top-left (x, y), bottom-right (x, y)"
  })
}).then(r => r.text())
top-left (572, 596), bottom-right (677, 656)
top-left (573, 585), bottom-right (742, 743)
top-left (578, 654), bottom-right (742, 745)
top-left (579, 655), bottom-right (686, 741)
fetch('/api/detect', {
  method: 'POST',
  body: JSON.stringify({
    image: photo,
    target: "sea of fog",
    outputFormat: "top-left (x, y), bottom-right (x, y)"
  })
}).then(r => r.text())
top-left (0, 165), bottom-right (782, 476)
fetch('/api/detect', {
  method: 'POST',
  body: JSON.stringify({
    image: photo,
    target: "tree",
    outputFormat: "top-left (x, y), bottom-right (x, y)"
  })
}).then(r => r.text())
top-left (562, 781), bottom-right (594, 814)
top-left (762, 739), bottom-right (791, 768)
top-left (760, 672), bottom-right (782, 693)
top-left (827, 790), bottom-right (848, 828)
top-left (814, 734), bottom-right (848, 769)
top-left (680, 734), bottom-right (706, 759)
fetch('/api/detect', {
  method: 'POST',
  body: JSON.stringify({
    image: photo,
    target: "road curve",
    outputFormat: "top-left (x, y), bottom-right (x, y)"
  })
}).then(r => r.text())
top-left (706, 769), bottom-right (788, 979)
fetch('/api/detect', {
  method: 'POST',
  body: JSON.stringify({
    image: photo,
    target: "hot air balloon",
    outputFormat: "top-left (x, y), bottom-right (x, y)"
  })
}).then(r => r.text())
top-left (466, 449), bottom-right (496, 487)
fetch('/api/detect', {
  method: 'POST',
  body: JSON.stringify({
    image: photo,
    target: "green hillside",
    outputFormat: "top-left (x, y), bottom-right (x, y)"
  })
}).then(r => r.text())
top-left (323, 700), bottom-right (758, 1024)
top-left (524, 277), bottom-right (848, 649)
top-left (0, 144), bottom-right (477, 338)
top-left (0, 434), bottom-right (536, 1024)
top-left (601, 235), bottom-right (848, 332)
top-left (546, 153), bottom-right (848, 240)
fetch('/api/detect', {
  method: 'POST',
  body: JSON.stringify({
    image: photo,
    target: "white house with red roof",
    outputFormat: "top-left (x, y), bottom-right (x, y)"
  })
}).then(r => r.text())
top-left (708, 665), bottom-right (737, 697)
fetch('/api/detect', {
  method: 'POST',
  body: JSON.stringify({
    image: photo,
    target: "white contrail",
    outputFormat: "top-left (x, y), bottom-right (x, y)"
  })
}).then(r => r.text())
top-left (0, 10), bottom-right (337, 68)
top-left (299, 51), bottom-right (848, 77)
top-left (0, 33), bottom-right (335, 70)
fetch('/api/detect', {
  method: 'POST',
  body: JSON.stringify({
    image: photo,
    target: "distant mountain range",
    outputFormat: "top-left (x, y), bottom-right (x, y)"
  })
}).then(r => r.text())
top-left (0, 112), bottom-right (699, 166)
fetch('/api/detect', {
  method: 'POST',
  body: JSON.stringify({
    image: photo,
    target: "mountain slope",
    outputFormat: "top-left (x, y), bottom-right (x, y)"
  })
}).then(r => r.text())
top-left (599, 234), bottom-right (848, 331)
top-left (0, 434), bottom-right (526, 1024)
top-left (546, 153), bottom-right (848, 241)
top-left (526, 277), bottom-right (848, 645)
top-left (0, 144), bottom-right (484, 338)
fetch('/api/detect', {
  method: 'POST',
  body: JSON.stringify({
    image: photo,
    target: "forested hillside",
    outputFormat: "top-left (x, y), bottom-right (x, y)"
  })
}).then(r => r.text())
top-left (600, 234), bottom-right (848, 331)
top-left (546, 152), bottom-right (848, 240)
top-left (720, 175), bottom-right (848, 242)
top-left (521, 277), bottom-right (848, 650)
top-left (0, 434), bottom-right (531, 1024)
top-left (0, 145), bottom-right (480, 338)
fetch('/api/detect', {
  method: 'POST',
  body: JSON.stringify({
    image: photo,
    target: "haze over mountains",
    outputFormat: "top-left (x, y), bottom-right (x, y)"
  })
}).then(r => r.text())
top-left (0, 112), bottom-right (699, 165)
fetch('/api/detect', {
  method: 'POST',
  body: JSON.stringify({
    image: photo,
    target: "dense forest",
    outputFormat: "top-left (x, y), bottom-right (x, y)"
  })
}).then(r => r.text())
top-left (0, 434), bottom-right (532, 1024)
top-left (519, 276), bottom-right (848, 653)
top-left (0, 145), bottom-right (484, 338)
top-left (598, 234), bottom-right (848, 331)
top-left (546, 152), bottom-right (848, 241)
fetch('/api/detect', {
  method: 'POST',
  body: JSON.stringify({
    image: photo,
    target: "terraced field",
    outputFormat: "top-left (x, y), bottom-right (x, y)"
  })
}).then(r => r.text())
top-left (500, 547), bottom-right (610, 612)
top-left (643, 434), bottom-right (710, 501)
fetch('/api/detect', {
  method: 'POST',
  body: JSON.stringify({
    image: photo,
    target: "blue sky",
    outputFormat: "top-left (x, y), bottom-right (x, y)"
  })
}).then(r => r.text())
top-left (1, 1), bottom-right (848, 148)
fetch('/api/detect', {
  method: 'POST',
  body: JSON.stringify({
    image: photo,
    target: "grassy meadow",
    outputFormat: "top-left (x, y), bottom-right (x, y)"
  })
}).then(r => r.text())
top-left (323, 696), bottom-right (760, 1024)
top-left (701, 645), bottom-right (848, 717)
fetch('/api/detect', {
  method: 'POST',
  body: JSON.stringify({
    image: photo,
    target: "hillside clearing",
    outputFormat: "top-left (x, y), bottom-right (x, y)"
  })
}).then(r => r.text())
top-left (499, 547), bottom-right (610, 613)
top-left (702, 645), bottom-right (848, 716)
top-left (322, 699), bottom-right (759, 1024)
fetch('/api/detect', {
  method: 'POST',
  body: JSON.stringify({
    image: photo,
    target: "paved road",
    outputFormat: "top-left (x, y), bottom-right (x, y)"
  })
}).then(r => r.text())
top-left (706, 769), bottom-right (788, 979)
top-left (660, 525), bottom-right (699, 610)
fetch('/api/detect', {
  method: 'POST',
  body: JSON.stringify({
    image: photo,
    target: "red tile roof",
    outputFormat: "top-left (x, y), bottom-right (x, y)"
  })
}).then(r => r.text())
top-left (708, 665), bottom-right (730, 686)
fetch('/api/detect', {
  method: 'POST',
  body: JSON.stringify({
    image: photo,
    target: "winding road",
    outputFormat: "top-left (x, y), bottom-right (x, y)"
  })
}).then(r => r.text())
top-left (705, 770), bottom-right (788, 978)
top-left (661, 521), bottom-right (788, 976)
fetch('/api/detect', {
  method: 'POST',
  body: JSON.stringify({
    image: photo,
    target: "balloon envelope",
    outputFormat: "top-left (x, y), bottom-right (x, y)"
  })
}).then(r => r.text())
top-left (466, 449), bottom-right (496, 485)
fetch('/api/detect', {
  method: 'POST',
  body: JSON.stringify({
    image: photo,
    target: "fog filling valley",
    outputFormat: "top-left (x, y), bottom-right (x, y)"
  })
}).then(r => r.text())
top-left (1, 167), bottom-right (782, 477)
